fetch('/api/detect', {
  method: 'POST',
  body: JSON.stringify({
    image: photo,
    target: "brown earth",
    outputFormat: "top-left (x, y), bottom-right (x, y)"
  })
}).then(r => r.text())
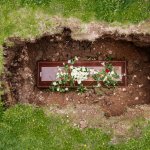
top-left (3, 28), bottom-right (150, 116)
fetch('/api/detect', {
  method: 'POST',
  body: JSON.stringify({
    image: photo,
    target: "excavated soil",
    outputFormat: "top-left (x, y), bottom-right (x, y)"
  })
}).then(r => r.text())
top-left (3, 28), bottom-right (150, 116)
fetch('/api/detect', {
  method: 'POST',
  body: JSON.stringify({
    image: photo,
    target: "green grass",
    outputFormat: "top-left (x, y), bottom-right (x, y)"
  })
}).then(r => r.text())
top-left (0, 104), bottom-right (150, 150)
top-left (0, 1), bottom-right (150, 149)
top-left (115, 125), bottom-right (150, 150)
top-left (0, 0), bottom-right (150, 73)
top-left (0, 104), bottom-right (112, 150)
top-left (1, 0), bottom-right (150, 23)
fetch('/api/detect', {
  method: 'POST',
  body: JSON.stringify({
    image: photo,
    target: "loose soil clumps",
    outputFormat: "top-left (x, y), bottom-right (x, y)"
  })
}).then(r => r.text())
top-left (3, 28), bottom-right (150, 116)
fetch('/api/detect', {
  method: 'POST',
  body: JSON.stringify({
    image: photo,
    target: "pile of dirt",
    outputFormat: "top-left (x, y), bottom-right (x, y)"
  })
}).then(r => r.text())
top-left (2, 28), bottom-right (150, 116)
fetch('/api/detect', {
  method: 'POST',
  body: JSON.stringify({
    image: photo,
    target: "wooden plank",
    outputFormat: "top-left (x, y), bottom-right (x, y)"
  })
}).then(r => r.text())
top-left (37, 61), bottom-right (127, 88)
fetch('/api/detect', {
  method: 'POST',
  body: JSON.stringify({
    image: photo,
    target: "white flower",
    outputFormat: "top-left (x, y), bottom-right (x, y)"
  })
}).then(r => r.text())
top-left (110, 71), bottom-right (115, 75)
top-left (75, 56), bottom-right (78, 61)
top-left (77, 80), bottom-right (81, 84)
top-left (58, 67), bottom-right (62, 71)
top-left (68, 60), bottom-right (71, 64)
top-left (90, 69), bottom-right (98, 75)
top-left (82, 67), bottom-right (86, 72)
top-left (90, 69), bottom-right (94, 74)
top-left (65, 88), bottom-right (68, 91)
top-left (97, 83), bottom-right (101, 87)
top-left (63, 62), bottom-right (65, 65)
top-left (123, 73), bottom-right (126, 76)
top-left (70, 65), bottom-right (73, 69)
top-left (101, 62), bottom-right (105, 66)
top-left (53, 82), bottom-right (57, 86)
top-left (70, 66), bottom-right (89, 84)
top-left (108, 50), bottom-right (113, 55)
top-left (57, 87), bottom-right (60, 91)
top-left (56, 73), bottom-right (60, 78)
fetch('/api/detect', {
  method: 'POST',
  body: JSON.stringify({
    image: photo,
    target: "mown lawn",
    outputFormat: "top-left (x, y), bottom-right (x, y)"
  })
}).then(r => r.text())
top-left (0, 104), bottom-right (150, 150)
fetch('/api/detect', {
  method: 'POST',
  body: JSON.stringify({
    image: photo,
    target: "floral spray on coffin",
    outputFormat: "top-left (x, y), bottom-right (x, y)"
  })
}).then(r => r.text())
top-left (50, 57), bottom-right (120, 93)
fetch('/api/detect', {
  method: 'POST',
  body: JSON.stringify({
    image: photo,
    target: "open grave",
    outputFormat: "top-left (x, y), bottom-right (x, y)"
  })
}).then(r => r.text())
top-left (3, 28), bottom-right (150, 116)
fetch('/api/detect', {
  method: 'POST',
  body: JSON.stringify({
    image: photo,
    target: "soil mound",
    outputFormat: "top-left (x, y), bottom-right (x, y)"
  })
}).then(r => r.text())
top-left (2, 28), bottom-right (150, 116)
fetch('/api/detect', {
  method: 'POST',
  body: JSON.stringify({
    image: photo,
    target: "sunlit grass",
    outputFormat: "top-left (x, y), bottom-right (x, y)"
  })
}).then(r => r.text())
top-left (0, 105), bottom-right (111, 150)
top-left (0, 0), bottom-right (149, 73)
top-left (0, 104), bottom-right (150, 150)
top-left (0, 0), bottom-right (149, 42)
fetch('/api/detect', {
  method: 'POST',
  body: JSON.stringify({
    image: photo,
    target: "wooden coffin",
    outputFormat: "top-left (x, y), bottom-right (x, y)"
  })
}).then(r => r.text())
top-left (37, 61), bottom-right (127, 88)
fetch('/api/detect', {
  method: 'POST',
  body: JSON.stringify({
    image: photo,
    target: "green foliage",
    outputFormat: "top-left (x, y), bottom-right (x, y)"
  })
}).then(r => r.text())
top-left (93, 62), bottom-right (119, 87)
top-left (77, 84), bottom-right (87, 93)
top-left (0, 104), bottom-right (150, 149)
top-left (50, 57), bottom-right (119, 93)
top-left (0, 104), bottom-right (111, 150)
top-left (0, 100), bottom-right (4, 121)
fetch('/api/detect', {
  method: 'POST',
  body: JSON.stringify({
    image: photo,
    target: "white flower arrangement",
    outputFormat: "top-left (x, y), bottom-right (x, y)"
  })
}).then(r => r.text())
top-left (50, 57), bottom-right (119, 93)
top-left (71, 67), bottom-right (90, 84)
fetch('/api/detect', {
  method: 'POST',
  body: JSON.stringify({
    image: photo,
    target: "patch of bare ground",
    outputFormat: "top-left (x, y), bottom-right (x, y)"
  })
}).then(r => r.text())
top-left (2, 28), bottom-right (150, 118)
top-left (45, 104), bottom-right (150, 143)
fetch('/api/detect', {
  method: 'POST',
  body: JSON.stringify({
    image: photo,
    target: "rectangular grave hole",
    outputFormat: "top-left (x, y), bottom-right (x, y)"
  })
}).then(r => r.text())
top-left (37, 61), bottom-right (127, 88)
